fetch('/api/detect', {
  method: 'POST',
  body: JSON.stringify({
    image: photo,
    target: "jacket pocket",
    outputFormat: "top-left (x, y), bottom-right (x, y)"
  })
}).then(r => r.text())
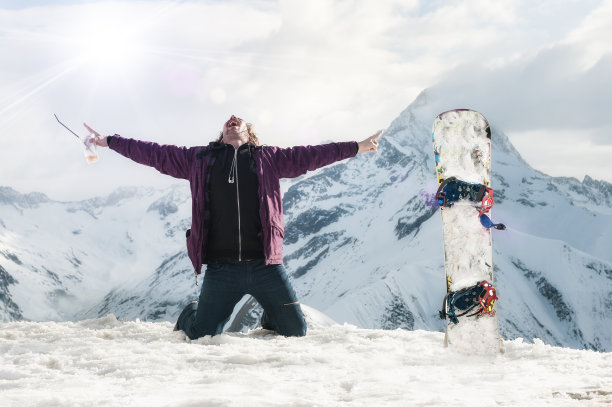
top-left (272, 224), bottom-right (284, 239)
top-left (185, 228), bottom-right (194, 261)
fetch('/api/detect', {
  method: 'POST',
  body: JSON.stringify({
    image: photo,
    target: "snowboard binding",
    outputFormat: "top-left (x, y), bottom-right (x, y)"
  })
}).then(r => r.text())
top-left (436, 177), bottom-right (506, 230)
top-left (436, 177), bottom-right (488, 207)
top-left (439, 281), bottom-right (498, 324)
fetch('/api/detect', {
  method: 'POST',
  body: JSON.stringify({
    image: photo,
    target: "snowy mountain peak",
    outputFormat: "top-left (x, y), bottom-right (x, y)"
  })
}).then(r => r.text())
top-left (0, 186), bottom-right (50, 208)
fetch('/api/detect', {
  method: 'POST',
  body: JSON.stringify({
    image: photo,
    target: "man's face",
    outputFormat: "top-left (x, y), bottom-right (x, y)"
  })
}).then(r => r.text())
top-left (223, 115), bottom-right (248, 138)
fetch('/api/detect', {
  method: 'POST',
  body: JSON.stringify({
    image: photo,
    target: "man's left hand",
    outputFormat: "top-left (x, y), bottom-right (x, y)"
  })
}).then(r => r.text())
top-left (357, 130), bottom-right (383, 154)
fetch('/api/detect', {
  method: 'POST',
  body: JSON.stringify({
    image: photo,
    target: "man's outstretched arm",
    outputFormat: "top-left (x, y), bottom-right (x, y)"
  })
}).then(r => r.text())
top-left (271, 130), bottom-right (383, 179)
top-left (84, 123), bottom-right (193, 180)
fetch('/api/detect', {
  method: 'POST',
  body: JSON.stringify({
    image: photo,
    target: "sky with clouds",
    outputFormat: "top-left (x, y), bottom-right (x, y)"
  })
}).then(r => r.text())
top-left (0, 0), bottom-right (610, 201)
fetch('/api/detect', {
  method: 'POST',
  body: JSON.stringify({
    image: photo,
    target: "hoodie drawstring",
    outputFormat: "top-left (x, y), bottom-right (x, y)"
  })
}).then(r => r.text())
top-left (228, 148), bottom-right (237, 183)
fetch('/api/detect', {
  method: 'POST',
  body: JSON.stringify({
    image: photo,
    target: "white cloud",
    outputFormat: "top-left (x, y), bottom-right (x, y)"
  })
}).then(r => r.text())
top-left (420, 0), bottom-right (612, 181)
top-left (428, 45), bottom-right (612, 131)
top-left (564, 0), bottom-right (612, 69)
top-left (0, 0), bottom-right (610, 200)
top-left (509, 128), bottom-right (612, 181)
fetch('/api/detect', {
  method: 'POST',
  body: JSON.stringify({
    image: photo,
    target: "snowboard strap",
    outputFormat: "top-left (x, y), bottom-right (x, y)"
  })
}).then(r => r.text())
top-left (478, 187), bottom-right (494, 216)
top-left (480, 214), bottom-right (506, 230)
top-left (477, 190), bottom-right (506, 229)
top-left (436, 178), bottom-right (506, 230)
top-left (478, 281), bottom-right (498, 315)
top-left (439, 281), bottom-right (498, 324)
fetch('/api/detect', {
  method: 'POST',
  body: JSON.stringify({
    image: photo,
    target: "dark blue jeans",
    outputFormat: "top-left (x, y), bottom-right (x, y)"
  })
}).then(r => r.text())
top-left (177, 259), bottom-right (307, 339)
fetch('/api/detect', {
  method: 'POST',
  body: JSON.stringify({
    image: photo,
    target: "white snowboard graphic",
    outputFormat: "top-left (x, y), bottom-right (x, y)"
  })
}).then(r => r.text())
top-left (432, 109), bottom-right (504, 354)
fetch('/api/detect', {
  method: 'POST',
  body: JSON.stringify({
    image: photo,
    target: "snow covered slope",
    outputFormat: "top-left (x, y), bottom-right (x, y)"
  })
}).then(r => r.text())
top-left (0, 316), bottom-right (610, 407)
top-left (1, 90), bottom-right (611, 351)
top-left (0, 185), bottom-right (193, 322)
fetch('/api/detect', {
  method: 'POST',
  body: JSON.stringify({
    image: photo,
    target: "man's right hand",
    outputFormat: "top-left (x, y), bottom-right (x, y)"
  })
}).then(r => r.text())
top-left (83, 123), bottom-right (108, 147)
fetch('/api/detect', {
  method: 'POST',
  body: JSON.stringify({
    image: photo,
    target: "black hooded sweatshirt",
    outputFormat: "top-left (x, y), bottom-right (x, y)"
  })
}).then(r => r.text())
top-left (206, 142), bottom-right (264, 261)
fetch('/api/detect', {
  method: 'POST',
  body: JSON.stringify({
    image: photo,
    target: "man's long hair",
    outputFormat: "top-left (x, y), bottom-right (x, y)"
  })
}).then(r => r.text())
top-left (216, 123), bottom-right (260, 146)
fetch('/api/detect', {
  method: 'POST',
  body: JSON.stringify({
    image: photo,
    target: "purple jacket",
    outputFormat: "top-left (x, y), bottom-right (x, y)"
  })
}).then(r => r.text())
top-left (108, 135), bottom-right (358, 275)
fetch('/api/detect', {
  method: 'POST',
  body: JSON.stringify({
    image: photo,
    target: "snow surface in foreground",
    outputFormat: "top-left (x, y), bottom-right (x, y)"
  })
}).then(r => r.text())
top-left (1, 315), bottom-right (610, 407)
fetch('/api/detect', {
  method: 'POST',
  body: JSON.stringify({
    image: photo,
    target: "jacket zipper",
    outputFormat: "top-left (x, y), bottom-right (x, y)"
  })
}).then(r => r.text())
top-left (228, 147), bottom-right (242, 261)
top-left (258, 151), bottom-right (268, 264)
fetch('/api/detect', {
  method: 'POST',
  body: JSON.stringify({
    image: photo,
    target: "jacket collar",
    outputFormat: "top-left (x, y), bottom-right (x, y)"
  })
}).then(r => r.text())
top-left (198, 141), bottom-right (261, 160)
top-left (208, 141), bottom-right (260, 151)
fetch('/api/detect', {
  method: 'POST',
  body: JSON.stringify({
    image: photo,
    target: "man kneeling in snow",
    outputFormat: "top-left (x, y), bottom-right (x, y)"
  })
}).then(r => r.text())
top-left (86, 116), bottom-right (382, 339)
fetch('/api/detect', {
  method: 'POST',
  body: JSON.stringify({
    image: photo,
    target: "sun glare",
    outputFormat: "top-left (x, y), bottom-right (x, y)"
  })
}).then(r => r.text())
top-left (77, 24), bottom-right (146, 74)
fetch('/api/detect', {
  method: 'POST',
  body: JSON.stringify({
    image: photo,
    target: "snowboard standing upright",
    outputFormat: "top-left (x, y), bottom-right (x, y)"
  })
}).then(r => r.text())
top-left (432, 109), bottom-right (504, 354)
